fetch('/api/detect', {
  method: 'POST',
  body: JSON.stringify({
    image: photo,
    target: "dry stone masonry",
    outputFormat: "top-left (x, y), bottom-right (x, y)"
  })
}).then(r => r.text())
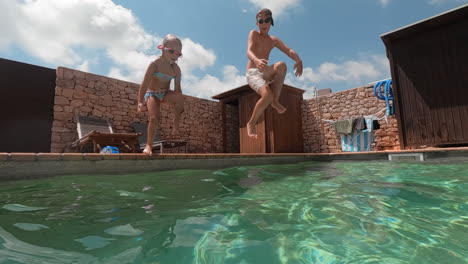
top-left (51, 67), bottom-right (223, 153)
top-left (51, 67), bottom-right (399, 153)
top-left (301, 85), bottom-right (400, 153)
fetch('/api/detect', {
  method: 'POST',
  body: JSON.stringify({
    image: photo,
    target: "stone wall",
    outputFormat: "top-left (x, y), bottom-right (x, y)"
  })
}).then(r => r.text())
top-left (50, 66), bottom-right (400, 153)
top-left (301, 85), bottom-right (400, 153)
top-left (225, 104), bottom-right (240, 153)
top-left (51, 67), bottom-right (223, 153)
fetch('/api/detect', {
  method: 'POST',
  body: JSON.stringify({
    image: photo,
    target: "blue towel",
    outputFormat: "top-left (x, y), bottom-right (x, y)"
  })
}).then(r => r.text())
top-left (340, 119), bottom-right (374, 152)
top-left (100, 146), bottom-right (119, 154)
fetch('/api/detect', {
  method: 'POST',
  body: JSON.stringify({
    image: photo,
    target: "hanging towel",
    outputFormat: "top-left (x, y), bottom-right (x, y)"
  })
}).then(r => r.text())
top-left (340, 118), bottom-right (374, 152)
top-left (334, 119), bottom-right (353, 134)
top-left (352, 117), bottom-right (367, 131)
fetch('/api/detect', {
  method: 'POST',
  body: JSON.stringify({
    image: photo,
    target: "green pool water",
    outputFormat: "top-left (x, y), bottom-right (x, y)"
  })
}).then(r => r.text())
top-left (0, 160), bottom-right (467, 264)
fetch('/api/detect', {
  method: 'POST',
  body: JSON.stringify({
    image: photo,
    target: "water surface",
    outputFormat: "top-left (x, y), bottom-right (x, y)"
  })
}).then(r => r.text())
top-left (0, 161), bottom-right (467, 263)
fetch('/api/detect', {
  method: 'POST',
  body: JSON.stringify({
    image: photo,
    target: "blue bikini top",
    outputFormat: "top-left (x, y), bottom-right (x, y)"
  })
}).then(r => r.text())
top-left (153, 61), bottom-right (180, 81)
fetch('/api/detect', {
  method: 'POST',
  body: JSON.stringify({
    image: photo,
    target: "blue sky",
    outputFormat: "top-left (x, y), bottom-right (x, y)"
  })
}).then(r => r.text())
top-left (1, 0), bottom-right (467, 99)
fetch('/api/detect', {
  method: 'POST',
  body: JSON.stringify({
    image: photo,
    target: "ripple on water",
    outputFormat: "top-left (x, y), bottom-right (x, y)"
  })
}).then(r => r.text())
top-left (2, 204), bottom-right (48, 212)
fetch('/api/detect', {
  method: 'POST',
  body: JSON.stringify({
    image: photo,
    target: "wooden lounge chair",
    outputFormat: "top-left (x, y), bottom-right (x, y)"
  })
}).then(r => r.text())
top-left (71, 116), bottom-right (141, 153)
top-left (131, 122), bottom-right (188, 154)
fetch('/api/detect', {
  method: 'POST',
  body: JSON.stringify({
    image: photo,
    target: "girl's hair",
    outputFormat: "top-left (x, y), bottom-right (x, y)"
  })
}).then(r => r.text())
top-left (162, 34), bottom-right (182, 47)
top-left (256, 8), bottom-right (274, 26)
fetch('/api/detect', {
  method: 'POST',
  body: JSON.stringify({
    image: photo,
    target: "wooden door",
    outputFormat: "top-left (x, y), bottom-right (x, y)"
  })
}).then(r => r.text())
top-left (265, 88), bottom-right (304, 153)
top-left (239, 92), bottom-right (266, 153)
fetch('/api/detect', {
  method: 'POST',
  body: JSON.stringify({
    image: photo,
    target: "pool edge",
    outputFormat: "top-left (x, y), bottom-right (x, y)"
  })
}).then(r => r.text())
top-left (1, 148), bottom-right (467, 181)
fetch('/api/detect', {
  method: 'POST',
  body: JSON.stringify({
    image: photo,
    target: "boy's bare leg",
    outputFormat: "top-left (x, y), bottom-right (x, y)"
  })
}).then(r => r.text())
top-left (144, 97), bottom-right (161, 155)
top-left (264, 61), bottom-right (287, 114)
top-left (247, 85), bottom-right (274, 138)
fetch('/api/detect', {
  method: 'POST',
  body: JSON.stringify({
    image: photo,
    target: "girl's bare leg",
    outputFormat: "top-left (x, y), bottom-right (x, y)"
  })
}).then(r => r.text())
top-left (162, 91), bottom-right (185, 136)
top-left (144, 97), bottom-right (161, 155)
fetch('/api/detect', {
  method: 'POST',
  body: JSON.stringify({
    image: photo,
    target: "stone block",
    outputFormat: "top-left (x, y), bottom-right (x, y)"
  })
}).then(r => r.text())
top-left (54, 112), bottom-right (74, 121)
top-left (64, 69), bottom-right (74, 79)
top-left (102, 100), bottom-right (113, 106)
top-left (92, 109), bottom-right (103, 117)
top-left (74, 70), bottom-right (85, 78)
top-left (56, 79), bottom-right (75, 88)
top-left (81, 106), bottom-right (93, 113)
top-left (63, 106), bottom-right (73, 113)
top-left (55, 86), bottom-right (62, 95)
top-left (70, 100), bottom-right (84, 107)
top-left (55, 96), bottom-right (69, 105)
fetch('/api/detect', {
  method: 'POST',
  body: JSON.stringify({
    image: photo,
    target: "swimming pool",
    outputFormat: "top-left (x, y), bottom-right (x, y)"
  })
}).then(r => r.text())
top-left (0, 160), bottom-right (466, 263)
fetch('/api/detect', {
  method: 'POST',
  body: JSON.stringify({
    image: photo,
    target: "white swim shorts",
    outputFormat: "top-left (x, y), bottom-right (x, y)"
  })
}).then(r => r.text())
top-left (246, 68), bottom-right (269, 93)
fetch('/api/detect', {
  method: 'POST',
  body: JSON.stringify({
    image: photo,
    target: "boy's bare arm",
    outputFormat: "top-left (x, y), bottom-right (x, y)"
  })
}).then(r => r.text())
top-left (273, 36), bottom-right (301, 62)
top-left (273, 37), bottom-right (303, 76)
top-left (246, 30), bottom-right (268, 71)
top-left (246, 30), bottom-right (258, 61)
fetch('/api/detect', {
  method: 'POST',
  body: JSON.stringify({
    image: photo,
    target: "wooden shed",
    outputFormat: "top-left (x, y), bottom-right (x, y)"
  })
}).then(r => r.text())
top-left (212, 84), bottom-right (305, 153)
top-left (381, 4), bottom-right (468, 149)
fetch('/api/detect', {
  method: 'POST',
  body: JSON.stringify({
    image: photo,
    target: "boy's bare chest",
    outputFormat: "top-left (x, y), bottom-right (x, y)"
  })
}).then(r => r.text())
top-left (253, 37), bottom-right (274, 52)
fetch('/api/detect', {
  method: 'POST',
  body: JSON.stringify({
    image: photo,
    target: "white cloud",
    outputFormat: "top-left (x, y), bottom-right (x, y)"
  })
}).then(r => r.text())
top-left (286, 55), bottom-right (390, 99)
top-left (178, 39), bottom-right (217, 73)
top-left (379, 0), bottom-right (391, 7)
top-left (0, 0), bottom-right (160, 77)
top-left (77, 61), bottom-right (90, 72)
top-left (182, 65), bottom-right (246, 99)
top-left (428, 0), bottom-right (468, 4)
top-left (0, 1), bottom-right (20, 50)
top-left (0, 0), bottom-right (225, 98)
top-left (298, 59), bottom-right (383, 83)
top-left (247, 0), bottom-right (301, 16)
top-left (0, 0), bottom-right (157, 66)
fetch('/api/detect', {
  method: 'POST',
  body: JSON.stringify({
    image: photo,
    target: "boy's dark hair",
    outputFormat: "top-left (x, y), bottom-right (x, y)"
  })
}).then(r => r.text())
top-left (256, 8), bottom-right (274, 26)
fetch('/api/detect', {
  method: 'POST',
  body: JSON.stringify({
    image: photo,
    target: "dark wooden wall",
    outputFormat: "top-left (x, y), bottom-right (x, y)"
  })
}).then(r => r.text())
top-left (238, 86), bottom-right (304, 153)
top-left (382, 5), bottom-right (468, 148)
top-left (266, 88), bottom-right (304, 153)
top-left (0, 58), bottom-right (56, 152)
top-left (239, 92), bottom-right (266, 153)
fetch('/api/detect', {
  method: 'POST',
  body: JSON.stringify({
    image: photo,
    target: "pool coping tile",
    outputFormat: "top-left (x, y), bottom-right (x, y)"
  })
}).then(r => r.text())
top-left (62, 153), bottom-right (84, 161)
top-left (0, 153), bottom-right (9, 161)
top-left (101, 154), bottom-right (120, 160)
top-left (135, 153), bottom-right (162, 160)
top-left (164, 154), bottom-right (188, 159)
top-left (36, 153), bottom-right (62, 161)
top-left (84, 153), bottom-right (104, 160)
top-left (9, 153), bottom-right (37, 161)
top-left (185, 154), bottom-right (207, 159)
top-left (119, 153), bottom-right (137, 160)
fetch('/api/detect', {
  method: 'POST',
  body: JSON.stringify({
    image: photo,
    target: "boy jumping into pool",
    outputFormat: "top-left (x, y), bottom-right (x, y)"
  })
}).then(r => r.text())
top-left (245, 8), bottom-right (303, 138)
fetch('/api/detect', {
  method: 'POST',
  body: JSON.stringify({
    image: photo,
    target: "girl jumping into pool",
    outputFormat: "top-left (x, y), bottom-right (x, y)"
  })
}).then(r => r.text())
top-left (137, 34), bottom-right (185, 155)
